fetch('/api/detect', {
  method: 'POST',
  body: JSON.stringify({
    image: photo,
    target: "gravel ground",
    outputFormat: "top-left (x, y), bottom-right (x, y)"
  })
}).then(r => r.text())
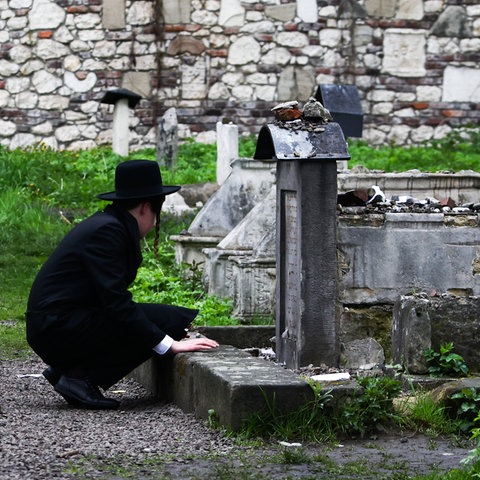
top-left (0, 356), bottom-right (475, 480)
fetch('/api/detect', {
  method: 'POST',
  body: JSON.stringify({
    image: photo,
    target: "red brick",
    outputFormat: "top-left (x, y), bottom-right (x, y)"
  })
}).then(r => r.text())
top-left (38, 30), bottom-right (53, 39)
top-left (412, 102), bottom-right (429, 110)
top-left (67, 6), bottom-right (88, 13)
top-left (442, 110), bottom-right (464, 118)
top-left (206, 49), bottom-right (228, 58)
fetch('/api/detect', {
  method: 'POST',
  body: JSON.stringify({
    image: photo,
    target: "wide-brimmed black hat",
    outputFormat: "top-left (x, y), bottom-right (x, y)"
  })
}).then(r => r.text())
top-left (97, 160), bottom-right (180, 201)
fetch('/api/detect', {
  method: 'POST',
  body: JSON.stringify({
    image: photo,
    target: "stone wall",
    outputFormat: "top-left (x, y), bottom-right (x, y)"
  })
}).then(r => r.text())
top-left (1, 0), bottom-right (479, 150)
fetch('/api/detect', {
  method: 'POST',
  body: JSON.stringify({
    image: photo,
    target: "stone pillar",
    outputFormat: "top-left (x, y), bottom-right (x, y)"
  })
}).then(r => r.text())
top-left (100, 89), bottom-right (141, 157)
top-left (254, 121), bottom-right (349, 369)
top-left (216, 122), bottom-right (238, 184)
top-left (157, 107), bottom-right (178, 168)
top-left (112, 98), bottom-right (130, 157)
top-left (276, 159), bottom-right (339, 368)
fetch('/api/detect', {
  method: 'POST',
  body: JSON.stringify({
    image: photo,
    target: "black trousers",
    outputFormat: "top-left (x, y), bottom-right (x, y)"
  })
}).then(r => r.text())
top-left (26, 304), bottom-right (198, 389)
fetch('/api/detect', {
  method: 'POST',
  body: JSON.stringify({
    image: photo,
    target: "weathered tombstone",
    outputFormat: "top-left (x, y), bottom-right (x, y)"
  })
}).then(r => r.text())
top-left (100, 88), bottom-right (142, 157)
top-left (254, 121), bottom-right (350, 369)
top-left (216, 121), bottom-right (238, 185)
top-left (157, 107), bottom-right (178, 168)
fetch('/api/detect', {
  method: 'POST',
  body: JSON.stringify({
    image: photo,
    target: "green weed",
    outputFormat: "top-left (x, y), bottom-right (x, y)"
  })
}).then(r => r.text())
top-left (399, 390), bottom-right (461, 437)
top-left (423, 342), bottom-right (469, 378)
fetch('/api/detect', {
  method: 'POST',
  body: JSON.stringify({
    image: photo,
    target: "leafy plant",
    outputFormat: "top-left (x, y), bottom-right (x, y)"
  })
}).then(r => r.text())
top-left (334, 375), bottom-right (402, 437)
top-left (130, 249), bottom-right (235, 327)
top-left (423, 343), bottom-right (469, 378)
top-left (450, 388), bottom-right (480, 433)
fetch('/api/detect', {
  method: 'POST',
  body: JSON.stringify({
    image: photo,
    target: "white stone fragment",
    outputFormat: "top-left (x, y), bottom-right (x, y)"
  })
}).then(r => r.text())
top-left (28, 0), bottom-right (65, 29)
top-left (228, 37), bottom-right (261, 65)
top-left (32, 71), bottom-right (62, 94)
top-left (64, 71), bottom-right (97, 93)
top-left (310, 373), bottom-right (351, 382)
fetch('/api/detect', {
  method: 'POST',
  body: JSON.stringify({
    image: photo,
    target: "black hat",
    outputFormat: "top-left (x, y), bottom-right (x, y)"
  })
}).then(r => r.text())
top-left (97, 160), bottom-right (180, 201)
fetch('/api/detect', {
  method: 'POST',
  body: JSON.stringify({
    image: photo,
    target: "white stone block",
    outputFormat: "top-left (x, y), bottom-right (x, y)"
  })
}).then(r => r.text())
top-left (277, 31), bottom-right (309, 48)
top-left (10, 133), bottom-right (35, 149)
top-left (0, 90), bottom-right (9, 108)
top-left (0, 120), bottom-right (16, 136)
top-left (74, 13), bottom-right (101, 29)
top-left (443, 66), bottom-right (480, 102)
top-left (208, 82), bottom-right (230, 100)
top-left (460, 38), bottom-right (480, 53)
top-left (319, 28), bottom-right (342, 48)
top-left (32, 121), bottom-right (53, 135)
top-left (388, 125), bottom-right (410, 145)
top-left (256, 85), bottom-right (275, 101)
top-left (232, 85), bottom-right (253, 101)
top-left (32, 71), bottom-right (62, 94)
top-left (63, 54), bottom-right (81, 72)
top-left (191, 10), bottom-right (217, 25)
top-left (411, 125), bottom-right (434, 143)
top-left (0, 59), bottom-right (20, 77)
top-left (228, 37), bottom-right (261, 65)
top-left (240, 21), bottom-right (275, 33)
top-left (63, 71), bottom-right (97, 93)
top-left (424, 1), bottom-right (443, 13)
top-left (127, 1), bottom-right (154, 26)
top-left (219, 0), bottom-right (245, 26)
top-left (216, 122), bottom-right (238, 185)
top-left (8, 16), bottom-right (27, 29)
top-left (396, 0), bottom-right (424, 20)
top-left (6, 77), bottom-right (29, 94)
top-left (34, 39), bottom-right (69, 60)
top-left (28, 0), bottom-right (65, 29)
top-left (416, 85), bottom-right (441, 102)
top-left (372, 102), bottom-right (393, 115)
top-left (383, 29), bottom-right (426, 77)
top-left (16, 91), bottom-right (38, 108)
top-left (262, 47), bottom-right (291, 66)
top-left (10, 0), bottom-right (32, 8)
top-left (55, 125), bottom-right (80, 143)
top-left (433, 125), bottom-right (452, 140)
top-left (297, 0), bottom-right (318, 23)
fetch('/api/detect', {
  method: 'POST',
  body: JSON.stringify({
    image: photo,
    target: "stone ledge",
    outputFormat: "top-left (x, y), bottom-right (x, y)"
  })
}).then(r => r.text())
top-left (132, 345), bottom-right (317, 431)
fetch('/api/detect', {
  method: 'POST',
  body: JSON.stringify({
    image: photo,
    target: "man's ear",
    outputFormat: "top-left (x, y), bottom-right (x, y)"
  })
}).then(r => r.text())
top-left (140, 201), bottom-right (151, 215)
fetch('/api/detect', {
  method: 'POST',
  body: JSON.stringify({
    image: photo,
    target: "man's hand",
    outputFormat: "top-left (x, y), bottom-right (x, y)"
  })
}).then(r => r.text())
top-left (170, 337), bottom-right (219, 354)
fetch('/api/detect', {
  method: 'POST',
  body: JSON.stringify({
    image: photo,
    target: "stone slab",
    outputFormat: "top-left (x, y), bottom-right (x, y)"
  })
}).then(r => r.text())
top-left (132, 345), bottom-right (319, 431)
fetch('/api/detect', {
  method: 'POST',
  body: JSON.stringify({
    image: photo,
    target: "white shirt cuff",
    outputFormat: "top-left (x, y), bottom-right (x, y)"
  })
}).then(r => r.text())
top-left (152, 335), bottom-right (174, 355)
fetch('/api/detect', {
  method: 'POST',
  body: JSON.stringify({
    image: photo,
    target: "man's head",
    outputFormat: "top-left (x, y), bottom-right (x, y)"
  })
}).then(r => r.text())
top-left (98, 160), bottom-right (179, 248)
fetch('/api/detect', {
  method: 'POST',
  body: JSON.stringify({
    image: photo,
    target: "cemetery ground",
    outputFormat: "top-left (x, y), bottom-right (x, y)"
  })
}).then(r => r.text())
top-left (0, 354), bottom-right (478, 480)
top-left (2, 136), bottom-right (480, 479)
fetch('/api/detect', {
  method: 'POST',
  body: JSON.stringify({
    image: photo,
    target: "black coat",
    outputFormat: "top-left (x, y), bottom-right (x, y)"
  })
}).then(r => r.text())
top-left (26, 205), bottom-right (197, 388)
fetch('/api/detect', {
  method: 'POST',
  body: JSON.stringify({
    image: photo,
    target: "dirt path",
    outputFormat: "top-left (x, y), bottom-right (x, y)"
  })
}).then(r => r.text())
top-left (0, 357), bottom-right (473, 479)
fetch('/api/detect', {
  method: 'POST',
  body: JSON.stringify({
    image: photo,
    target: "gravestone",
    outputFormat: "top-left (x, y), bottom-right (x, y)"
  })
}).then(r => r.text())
top-left (216, 122), bottom-right (238, 184)
top-left (157, 107), bottom-right (178, 168)
top-left (254, 122), bottom-right (350, 369)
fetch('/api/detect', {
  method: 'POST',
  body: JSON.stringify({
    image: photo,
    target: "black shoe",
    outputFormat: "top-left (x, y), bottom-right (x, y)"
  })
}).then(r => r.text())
top-left (42, 366), bottom-right (61, 387)
top-left (54, 375), bottom-right (120, 410)
top-left (43, 367), bottom-right (81, 406)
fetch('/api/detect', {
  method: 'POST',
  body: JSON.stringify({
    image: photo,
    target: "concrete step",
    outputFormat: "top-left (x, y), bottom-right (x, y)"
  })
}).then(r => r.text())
top-left (132, 345), bottom-right (312, 430)
top-left (131, 345), bottom-right (358, 431)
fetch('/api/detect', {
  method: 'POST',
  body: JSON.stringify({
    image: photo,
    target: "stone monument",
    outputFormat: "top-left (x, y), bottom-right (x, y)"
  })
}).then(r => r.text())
top-left (254, 120), bottom-right (350, 369)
